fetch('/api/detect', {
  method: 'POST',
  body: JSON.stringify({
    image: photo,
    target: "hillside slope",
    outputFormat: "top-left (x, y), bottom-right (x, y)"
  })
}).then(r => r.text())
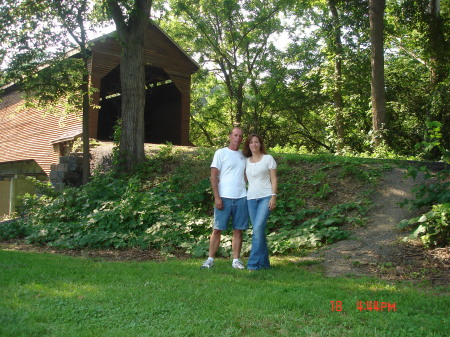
top-left (1, 144), bottom-right (448, 286)
top-left (308, 167), bottom-right (449, 286)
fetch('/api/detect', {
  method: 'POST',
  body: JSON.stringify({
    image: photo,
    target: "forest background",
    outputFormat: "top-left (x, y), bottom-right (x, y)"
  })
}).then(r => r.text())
top-left (156, 0), bottom-right (449, 161)
top-left (0, 0), bottom-right (449, 164)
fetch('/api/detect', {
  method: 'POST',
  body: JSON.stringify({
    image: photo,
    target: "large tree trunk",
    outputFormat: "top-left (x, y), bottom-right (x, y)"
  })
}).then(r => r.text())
top-left (428, 0), bottom-right (446, 86)
top-left (369, 0), bottom-right (386, 147)
top-left (235, 83), bottom-right (244, 126)
top-left (427, 0), bottom-right (449, 151)
top-left (108, 0), bottom-right (152, 172)
top-left (119, 30), bottom-right (146, 171)
top-left (328, 0), bottom-right (345, 151)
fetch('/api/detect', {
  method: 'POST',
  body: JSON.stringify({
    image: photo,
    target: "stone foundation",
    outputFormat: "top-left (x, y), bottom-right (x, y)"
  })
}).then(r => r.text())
top-left (50, 156), bottom-right (83, 190)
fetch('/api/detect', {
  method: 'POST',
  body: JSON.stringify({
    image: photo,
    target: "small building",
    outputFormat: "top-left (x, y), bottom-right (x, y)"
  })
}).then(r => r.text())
top-left (0, 22), bottom-right (199, 217)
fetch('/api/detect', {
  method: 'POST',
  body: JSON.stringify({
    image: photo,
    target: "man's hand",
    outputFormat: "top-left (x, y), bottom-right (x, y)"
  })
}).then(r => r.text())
top-left (215, 196), bottom-right (224, 210)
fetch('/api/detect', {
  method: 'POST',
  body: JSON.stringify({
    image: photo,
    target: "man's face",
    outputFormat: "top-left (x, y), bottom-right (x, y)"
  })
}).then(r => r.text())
top-left (229, 128), bottom-right (244, 147)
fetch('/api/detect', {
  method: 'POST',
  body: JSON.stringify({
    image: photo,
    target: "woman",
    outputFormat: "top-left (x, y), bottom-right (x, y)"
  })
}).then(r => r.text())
top-left (243, 134), bottom-right (278, 270)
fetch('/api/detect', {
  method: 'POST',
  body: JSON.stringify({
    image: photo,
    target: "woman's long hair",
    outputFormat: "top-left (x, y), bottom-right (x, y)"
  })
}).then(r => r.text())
top-left (242, 133), bottom-right (267, 158)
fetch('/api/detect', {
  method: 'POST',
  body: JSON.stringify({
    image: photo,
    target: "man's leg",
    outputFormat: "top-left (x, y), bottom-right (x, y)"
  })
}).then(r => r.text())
top-left (201, 229), bottom-right (222, 269)
top-left (208, 229), bottom-right (222, 258)
top-left (231, 197), bottom-right (248, 260)
top-left (202, 198), bottom-right (232, 269)
top-left (232, 229), bottom-right (243, 259)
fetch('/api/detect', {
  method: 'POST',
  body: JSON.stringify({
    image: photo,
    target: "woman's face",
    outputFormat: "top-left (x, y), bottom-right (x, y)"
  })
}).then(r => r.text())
top-left (249, 136), bottom-right (261, 153)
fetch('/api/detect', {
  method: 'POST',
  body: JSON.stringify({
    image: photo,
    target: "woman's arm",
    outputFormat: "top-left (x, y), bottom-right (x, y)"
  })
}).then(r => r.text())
top-left (269, 169), bottom-right (278, 210)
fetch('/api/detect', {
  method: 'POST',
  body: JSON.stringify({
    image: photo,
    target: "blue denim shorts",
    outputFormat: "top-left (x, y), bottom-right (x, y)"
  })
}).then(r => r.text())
top-left (213, 197), bottom-right (249, 231)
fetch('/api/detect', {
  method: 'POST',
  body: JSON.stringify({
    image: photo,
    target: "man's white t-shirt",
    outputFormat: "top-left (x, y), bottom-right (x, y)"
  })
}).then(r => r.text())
top-left (211, 147), bottom-right (247, 199)
top-left (246, 154), bottom-right (277, 200)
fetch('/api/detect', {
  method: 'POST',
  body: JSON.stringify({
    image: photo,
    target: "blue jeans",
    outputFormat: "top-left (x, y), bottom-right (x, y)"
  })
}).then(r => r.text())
top-left (247, 196), bottom-right (271, 270)
top-left (213, 197), bottom-right (249, 231)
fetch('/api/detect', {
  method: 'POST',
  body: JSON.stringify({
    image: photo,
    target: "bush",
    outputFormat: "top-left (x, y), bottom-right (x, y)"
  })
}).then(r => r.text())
top-left (399, 167), bottom-right (450, 248)
top-left (399, 203), bottom-right (449, 248)
top-left (5, 148), bottom-right (382, 256)
top-left (0, 219), bottom-right (30, 240)
top-left (18, 166), bottom-right (213, 251)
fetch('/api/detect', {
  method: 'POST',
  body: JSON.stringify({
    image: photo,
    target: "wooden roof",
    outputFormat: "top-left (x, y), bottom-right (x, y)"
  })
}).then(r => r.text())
top-left (89, 21), bottom-right (199, 80)
top-left (0, 21), bottom-right (199, 176)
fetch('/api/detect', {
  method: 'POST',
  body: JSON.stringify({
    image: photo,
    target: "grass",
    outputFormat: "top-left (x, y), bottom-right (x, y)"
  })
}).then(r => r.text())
top-left (1, 250), bottom-right (448, 337)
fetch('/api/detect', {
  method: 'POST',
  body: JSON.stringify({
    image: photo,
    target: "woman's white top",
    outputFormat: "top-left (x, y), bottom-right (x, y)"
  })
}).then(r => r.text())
top-left (246, 154), bottom-right (277, 200)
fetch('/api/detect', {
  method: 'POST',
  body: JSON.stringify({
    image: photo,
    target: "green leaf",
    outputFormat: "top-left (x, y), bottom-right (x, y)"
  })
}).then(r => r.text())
top-left (417, 214), bottom-right (428, 222)
top-left (413, 225), bottom-right (427, 236)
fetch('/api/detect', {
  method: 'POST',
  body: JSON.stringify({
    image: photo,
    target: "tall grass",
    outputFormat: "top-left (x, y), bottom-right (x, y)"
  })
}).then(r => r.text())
top-left (1, 250), bottom-right (448, 337)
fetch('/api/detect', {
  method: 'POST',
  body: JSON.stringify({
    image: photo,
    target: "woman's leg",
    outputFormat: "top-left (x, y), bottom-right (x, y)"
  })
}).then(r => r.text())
top-left (247, 196), bottom-right (271, 269)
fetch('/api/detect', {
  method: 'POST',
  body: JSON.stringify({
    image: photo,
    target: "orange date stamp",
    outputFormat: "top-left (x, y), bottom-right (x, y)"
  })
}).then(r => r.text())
top-left (330, 301), bottom-right (397, 312)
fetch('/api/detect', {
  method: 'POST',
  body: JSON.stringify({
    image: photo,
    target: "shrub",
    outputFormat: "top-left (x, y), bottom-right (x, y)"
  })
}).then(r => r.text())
top-left (0, 219), bottom-right (30, 240)
top-left (399, 203), bottom-right (449, 248)
top-left (5, 148), bottom-right (381, 257)
top-left (399, 167), bottom-right (450, 248)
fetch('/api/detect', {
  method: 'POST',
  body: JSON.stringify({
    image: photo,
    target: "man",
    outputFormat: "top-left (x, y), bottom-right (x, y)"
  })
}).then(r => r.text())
top-left (201, 127), bottom-right (248, 269)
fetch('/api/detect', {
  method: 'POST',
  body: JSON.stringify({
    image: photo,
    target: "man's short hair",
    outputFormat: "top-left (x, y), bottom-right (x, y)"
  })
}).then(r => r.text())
top-left (229, 126), bottom-right (242, 135)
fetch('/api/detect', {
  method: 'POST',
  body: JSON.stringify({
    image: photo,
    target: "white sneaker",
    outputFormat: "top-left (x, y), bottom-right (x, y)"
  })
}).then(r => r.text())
top-left (232, 259), bottom-right (245, 270)
top-left (201, 259), bottom-right (214, 269)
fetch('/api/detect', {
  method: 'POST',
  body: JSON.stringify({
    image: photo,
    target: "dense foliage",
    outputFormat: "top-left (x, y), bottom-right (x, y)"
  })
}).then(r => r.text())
top-left (1, 0), bottom-right (449, 161)
top-left (2, 145), bottom-right (390, 256)
top-left (399, 166), bottom-right (450, 248)
top-left (154, 0), bottom-right (449, 159)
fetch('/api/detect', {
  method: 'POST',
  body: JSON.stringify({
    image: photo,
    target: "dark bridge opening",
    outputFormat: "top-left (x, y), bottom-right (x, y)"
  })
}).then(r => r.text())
top-left (97, 65), bottom-right (182, 144)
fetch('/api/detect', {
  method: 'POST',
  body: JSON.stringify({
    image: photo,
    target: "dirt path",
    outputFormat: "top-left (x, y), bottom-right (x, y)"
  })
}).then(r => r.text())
top-left (308, 167), bottom-right (449, 286)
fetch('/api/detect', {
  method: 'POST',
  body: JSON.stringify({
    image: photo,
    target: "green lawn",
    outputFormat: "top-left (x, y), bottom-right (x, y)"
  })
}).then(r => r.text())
top-left (1, 250), bottom-right (448, 337)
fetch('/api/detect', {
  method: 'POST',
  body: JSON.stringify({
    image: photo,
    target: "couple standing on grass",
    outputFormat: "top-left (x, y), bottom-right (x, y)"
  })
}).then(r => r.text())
top-left (201, 127), bottom-right (278, 271)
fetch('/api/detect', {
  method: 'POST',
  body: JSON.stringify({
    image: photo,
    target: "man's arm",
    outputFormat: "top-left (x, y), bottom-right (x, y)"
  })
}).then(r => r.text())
top-left (210, 167), bottom-right (223, 210)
